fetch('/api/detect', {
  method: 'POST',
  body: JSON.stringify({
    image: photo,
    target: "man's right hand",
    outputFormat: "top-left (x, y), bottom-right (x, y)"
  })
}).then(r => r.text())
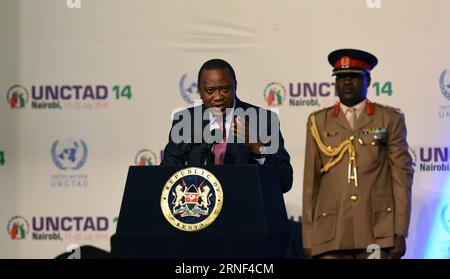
top-left (304, 248), bottom-right (312, 259)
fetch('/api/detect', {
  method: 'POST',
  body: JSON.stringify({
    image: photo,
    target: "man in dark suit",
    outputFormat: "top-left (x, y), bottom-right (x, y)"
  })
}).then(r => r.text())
top-left (161, 59), bottom-right (293, 193)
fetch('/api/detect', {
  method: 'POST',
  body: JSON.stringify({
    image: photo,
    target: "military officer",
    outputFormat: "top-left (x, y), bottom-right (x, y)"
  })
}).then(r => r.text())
top-left (302, 49), bottom-right (414, 259)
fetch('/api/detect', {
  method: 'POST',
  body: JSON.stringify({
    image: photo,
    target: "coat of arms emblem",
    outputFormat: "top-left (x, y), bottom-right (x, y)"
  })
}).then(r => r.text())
top-left (161, 167), bottom-right (223, 232)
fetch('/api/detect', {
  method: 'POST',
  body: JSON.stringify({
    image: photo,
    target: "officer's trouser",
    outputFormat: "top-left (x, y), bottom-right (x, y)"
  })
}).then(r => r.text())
top-left (315, 248), bottom-right (392, 259)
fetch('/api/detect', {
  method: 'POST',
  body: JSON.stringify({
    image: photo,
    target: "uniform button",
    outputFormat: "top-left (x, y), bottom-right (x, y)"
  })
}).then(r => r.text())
top-left (327, 146), bottom-right (332, 150)
top-left (371, 141), bottom-right (376, 146)
top-left (358, 138), bottom-right (364, 145)
top-left (387, 208), bottom-right (392, 212)
top-left (322, 212), bottom-right (327, 217)
top-left (350, 136), bottom-right (355, 140)
top-left (350, 195), bottom-right (358, 201)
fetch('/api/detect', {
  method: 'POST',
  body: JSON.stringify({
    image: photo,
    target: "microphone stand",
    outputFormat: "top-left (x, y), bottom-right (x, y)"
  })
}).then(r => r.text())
top-left (179, 143), bottom-right (193, 166)
top-left (200, 143), bottom-right (214, 165)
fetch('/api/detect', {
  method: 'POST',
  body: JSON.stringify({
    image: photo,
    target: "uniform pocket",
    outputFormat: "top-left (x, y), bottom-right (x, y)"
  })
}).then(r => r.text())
top-left (313, 209), bottom-right (337, 245)
top-left (321, 131), bottom-right (342, 148)
top-left (372, 199), bottom-right (394, 238)
top-left (357, 134), bottom-right (380, 163)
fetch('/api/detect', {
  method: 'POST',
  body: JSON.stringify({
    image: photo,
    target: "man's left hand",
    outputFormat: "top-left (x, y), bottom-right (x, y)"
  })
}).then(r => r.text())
top-left (388, 235), bottom-right (406, 259)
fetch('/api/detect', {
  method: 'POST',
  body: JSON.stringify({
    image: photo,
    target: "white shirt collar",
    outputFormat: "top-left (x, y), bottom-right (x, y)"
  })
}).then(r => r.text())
top-left (340, 99), bottom-right (367, 116)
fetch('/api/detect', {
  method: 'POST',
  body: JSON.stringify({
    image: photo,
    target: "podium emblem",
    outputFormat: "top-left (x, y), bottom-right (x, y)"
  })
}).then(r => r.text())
top-left (161, 167), bottom-right (223, 232)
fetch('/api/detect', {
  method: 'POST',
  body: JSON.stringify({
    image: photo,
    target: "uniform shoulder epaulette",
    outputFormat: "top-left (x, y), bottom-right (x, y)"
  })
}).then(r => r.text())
top-left (372, 102), bottom-right (403, 114)
top-left (311, 105), bottom-right (333, 116)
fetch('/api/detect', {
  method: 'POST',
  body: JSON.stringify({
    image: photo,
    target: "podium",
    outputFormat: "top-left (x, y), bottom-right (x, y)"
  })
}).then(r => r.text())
top-left (113, 165), bottom-right (289, 259)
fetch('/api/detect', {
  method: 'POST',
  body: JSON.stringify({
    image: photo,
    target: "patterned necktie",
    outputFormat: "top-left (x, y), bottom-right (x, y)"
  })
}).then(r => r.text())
top-left (213, 119), bottom-right (227, 165)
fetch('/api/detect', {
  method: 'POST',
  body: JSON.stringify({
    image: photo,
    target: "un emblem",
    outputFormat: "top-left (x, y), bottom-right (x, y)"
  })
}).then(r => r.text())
top-left (51, 138), bottom-right (88, 170)
top-left (161, 167), bottom-right (223, 232)
top-left (439, 69), bottom-right (450, 101)
top-left (441, 203), bottom-right (450, 234)
top-left (179, 73), bottom-right (200, 104)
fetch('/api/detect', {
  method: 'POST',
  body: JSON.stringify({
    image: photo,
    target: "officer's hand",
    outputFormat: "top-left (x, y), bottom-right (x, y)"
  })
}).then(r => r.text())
top-left (304, 248), bottom-right (312, 259)
top-left (388, 235), bottom-right (406, 259)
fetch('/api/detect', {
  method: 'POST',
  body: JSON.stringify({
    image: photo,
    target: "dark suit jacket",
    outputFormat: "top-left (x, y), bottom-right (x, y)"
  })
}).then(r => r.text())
top-left (161, 98), bottom-right (293, 193)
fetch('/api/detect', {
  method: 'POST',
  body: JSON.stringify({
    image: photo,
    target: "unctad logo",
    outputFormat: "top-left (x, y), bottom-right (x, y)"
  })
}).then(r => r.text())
top-left (409, 146), bottom-right (450, 172)
top-left (263, 81), bottom-right (337, 108)
top-left (7, 216), bottom-right (30, 240)
top-left (5, 84), bottom-right (132, 110)
top-left (134, 149), bottom-right (161, 166)
top-left (7, 215), bottom-right (113, 241)
top-left (408, 148), bottom-right (417, 168)
top-left (263, 82), bottom-right (287, 107)
top-left (6, 85), bottom-right (29, 109)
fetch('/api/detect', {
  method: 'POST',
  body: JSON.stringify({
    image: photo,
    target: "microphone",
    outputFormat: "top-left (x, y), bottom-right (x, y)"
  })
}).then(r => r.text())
top-left (200, 128), bottom-right (222, 165)
top-left (179, 143), bottom-right (193, 166)
top-left (200, 143), bottom-right (214, 165)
